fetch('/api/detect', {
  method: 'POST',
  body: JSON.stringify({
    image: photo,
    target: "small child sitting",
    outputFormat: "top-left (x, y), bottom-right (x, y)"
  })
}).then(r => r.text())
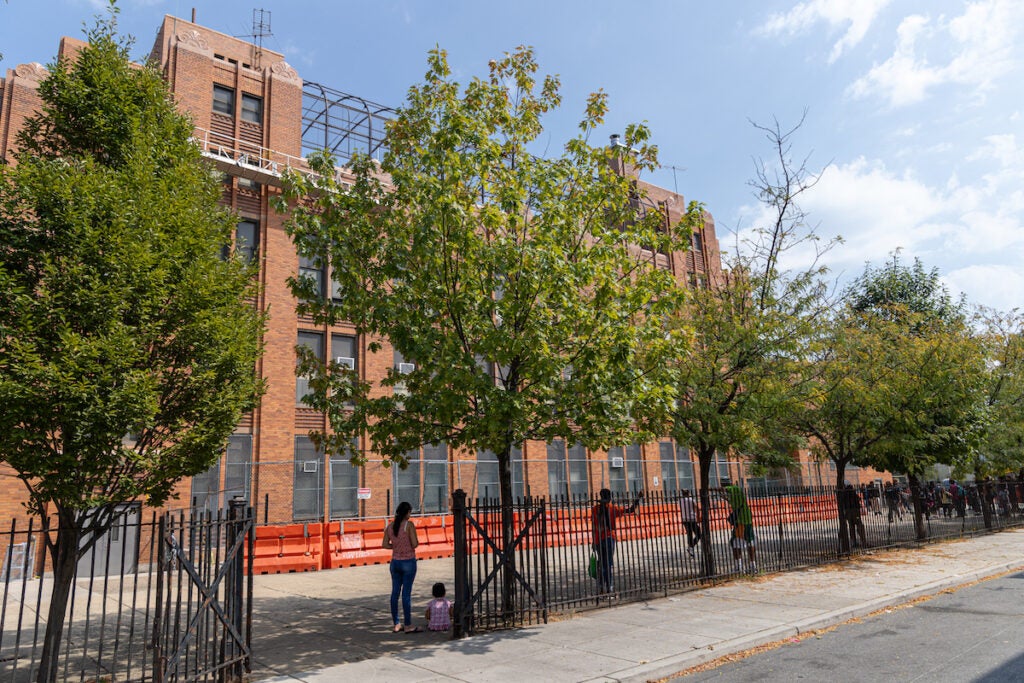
top-left (425, 582), bottom-right (453, 631)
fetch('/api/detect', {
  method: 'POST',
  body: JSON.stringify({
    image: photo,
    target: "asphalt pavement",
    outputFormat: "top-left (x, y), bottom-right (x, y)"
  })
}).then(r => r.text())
top-left (683, 569), bottom-right (1024, 682)
top-left (249, 527), bottom-right (1024, 683)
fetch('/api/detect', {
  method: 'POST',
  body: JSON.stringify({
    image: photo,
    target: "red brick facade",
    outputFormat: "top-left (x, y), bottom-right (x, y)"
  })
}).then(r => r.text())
top-left (4, 15), bottom-right (869, 530)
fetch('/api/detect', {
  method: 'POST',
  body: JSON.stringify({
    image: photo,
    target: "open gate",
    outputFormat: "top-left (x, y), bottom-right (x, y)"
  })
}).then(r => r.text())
top-left (153, 499), bottom-right (253, 682)
top-left (451, 489), bottom-right (548, 636)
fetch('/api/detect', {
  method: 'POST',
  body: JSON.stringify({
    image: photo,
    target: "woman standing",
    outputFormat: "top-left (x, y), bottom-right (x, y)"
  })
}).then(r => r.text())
top-left (382, 501), bottom-right (421, 633)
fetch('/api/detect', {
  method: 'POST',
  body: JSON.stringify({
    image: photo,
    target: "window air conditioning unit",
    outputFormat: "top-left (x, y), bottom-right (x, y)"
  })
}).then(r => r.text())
top-left (398, 362), bottom-right (415, 375)
top-left (302, 461), bottom-right (318, 473)
top-left (335, 356), bottom-right (356, 369)
top-left (611, 457), bottom-right (624, 469)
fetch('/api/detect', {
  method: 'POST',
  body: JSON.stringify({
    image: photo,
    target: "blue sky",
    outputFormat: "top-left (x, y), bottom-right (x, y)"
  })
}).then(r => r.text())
top-left (3, 0), bottom-right (1021, 312)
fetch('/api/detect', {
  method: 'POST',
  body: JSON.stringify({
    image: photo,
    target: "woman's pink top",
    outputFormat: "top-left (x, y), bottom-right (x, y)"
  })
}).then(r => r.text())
top-left (387, 520), bottom-right (416, 561)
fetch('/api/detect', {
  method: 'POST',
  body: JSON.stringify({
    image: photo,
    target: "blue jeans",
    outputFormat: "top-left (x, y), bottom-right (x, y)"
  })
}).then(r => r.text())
top-left (390, 558), bottom-right (417, 626)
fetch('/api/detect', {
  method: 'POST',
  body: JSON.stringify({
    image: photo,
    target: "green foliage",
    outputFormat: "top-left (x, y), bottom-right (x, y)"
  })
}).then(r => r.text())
top-left (0, 12), bottom-right (265, 521)
top-left (279, 46), bottom-right (691, 480)
top-left (974, 307), bottom-right (1024, 476)
top-left (842, 256), bottom-right (987, 478)
top-left (670, 117), bottom-right (829, 489)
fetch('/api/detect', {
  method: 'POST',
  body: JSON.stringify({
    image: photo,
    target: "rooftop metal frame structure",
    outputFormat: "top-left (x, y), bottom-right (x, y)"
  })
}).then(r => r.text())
top-left (302, 80), bottom-right (396, 165)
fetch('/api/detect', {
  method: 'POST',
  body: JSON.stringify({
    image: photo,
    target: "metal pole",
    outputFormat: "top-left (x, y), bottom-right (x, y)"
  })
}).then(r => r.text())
top-left (452, 489), bottom-right (469, 639)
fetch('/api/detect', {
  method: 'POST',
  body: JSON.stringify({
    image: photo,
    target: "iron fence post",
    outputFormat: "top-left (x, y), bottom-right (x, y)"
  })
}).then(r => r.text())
top-left (452, 489), bottom-right (469, 639)
top-left (225, 497), bottom-right (247, 682)
top-left (153, 514), bottom-right (166, 683)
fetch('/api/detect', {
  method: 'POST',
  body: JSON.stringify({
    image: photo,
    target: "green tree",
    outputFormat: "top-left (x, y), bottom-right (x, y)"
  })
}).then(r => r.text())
top-left (847, 255), bottom-right (987, 539)
top-left (0, 12), bottom-right (264, 681)
top-left (669, 117), bottom-right (830, 574)
top-left (794, 308), bottom-right (922, 551)
top-left (973, 307), bottom-right (1024, 525)
top-left (279, 46), bottom-right (693, 615)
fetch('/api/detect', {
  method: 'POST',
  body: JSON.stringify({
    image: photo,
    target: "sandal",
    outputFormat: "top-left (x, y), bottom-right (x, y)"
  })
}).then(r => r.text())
top-left (404, 626), bottom-right (423, 633)
top-left (393, 624), bottom-right (403, 633)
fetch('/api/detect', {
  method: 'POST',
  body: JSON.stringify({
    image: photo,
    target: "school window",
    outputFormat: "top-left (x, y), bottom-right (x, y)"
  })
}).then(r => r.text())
top-left (476, 447), bottom-right (524, 501)
top-left (422, 442), bottom-right (449, 513)
top-left (331, 334), bottom-right (357, 371)
top-left (212, 84), bottom-right (234, 115)
top-left (329, 437), bottom-right (360, 518)
top-left (547, 440), bottom-right (568, 500)
top-left (293, 436), bottom-right (323, 521)
top-left (224, 435), bottom-right (252, 505)
top-left (692, 232), bottom-right (703, 252)
top-left (624, 443), bottom-right (643, 493)
top-left (190, 435), bottom-right (252, 514)
top-left (240, 93), bottom-right (263, 124)
top-left (237, 177), bottom-right (261, 192)
top-left (609, 444), bottom-right (643, 494)
top-left (235, 219), bottom-right (258, 264)
top-left (663, 442), bottom-right (695, 493)
top-left (391, 443), bottom-right (449, 514)
top-left (608, 446), bottom-right (627, 494)
top-left (330, 269), bottom-right (343, 300)
top-left (190, 460), bottom-right (219, 514)
top-left (567, 443), bottom-right (590, 498)
top-left (393, 449), bottom-right (421, 512)
top-left (296, 331), bottom-right (324, 404)
top-left (711, 451), bottom-right (729, 487)
top-left (658, 442), bottom-right (676, 493)
top-left (298, 255), bottom-right (326, 300)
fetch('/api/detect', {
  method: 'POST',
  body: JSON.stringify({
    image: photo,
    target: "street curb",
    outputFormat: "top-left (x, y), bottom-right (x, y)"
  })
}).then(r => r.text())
top-left (610, 558), bottom-right (1024, 683)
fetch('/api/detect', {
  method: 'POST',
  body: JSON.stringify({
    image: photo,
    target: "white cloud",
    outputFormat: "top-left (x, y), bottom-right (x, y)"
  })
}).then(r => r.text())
top-left (756, 0), bottom-right (892, 63)
top-left (967, 134), bottom-right (1021, 167)
top-left (943, 264), bottom-right (1024, 311)
top-left (848, 0), bottom-right (1023, 107)
top-left (731, 155), bottom-right (1024, 312)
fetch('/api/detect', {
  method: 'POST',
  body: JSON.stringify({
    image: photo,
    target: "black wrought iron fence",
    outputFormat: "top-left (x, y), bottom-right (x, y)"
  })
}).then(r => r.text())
top-left (452, 485), bottom-right (1024, 635)
top-left (0, 503), bottom-right (253, 682)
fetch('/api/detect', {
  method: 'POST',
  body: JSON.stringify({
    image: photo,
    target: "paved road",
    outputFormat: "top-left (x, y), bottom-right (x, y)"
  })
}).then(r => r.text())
top-left (682, 570), bottom-right (1024, 682)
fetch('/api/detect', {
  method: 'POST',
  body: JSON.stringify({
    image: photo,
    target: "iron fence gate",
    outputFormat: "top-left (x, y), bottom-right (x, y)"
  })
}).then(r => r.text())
top-left (153, 499), bottom-right (253, 682)
top-left (0, 503), bottom-right (254, 682)
top-left (452, 490), bottom-right (548, 636)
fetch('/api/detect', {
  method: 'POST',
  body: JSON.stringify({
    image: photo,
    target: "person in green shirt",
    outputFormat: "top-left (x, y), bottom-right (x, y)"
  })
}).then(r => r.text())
top-left (722, 478), bottom-right (756, 573)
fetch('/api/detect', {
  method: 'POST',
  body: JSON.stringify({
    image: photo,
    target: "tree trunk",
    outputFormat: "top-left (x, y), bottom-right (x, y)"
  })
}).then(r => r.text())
top-left (497, 442), bottom-right (516, 622)
top-left (834, 463), bottom-right (850, 555)
top-left (697, 446), bottom-right (715, 577)
top-left (37, 521), bottom-right (81, 683)
top-left (908, 474), bottom-right (927, 541)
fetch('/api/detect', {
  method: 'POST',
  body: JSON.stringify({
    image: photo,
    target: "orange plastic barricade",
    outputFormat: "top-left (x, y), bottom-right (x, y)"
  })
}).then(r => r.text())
top-left (348, 519), bottom-right (392, 566)
top-left (247, 522), bottom-right (321, 575)
top-left (419, 518), bottom-right (455, 559)
top-left (322, 521), bottom-right (372, 569)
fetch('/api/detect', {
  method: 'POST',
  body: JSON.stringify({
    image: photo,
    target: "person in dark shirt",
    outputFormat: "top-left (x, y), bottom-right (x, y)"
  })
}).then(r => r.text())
top-left (591, 488), bottom-right (642, 595)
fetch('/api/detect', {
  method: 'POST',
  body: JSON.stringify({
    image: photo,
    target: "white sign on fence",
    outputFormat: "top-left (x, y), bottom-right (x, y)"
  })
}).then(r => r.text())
top-left (357, 487), bottom-right (371, 500)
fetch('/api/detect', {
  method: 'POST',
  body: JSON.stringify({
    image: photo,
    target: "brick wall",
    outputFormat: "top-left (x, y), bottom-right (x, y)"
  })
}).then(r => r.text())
top-left (0, 13), bottom-right (748, 530)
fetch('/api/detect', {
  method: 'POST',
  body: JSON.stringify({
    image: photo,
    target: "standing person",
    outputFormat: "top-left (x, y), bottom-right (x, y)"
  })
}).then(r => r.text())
top-left (679, 489), bottom-right (702, 558)
top-left (722, 478), bottom-right (756, 574)
top-left (591, 488), bottom-right (643, 596)
top-left (872, 483), bottom-right (883, 515)
top-left (382, 501), bottom-right (421, 633)
top-left (940, 484), bottom-right (952, 517)
top-left (950, 480), bottom-right (966, 518)
top-left (885, 482), bottom-right (902, 522)
top-left (425, 582), bottom-right (453, 632)
top-left (843, 483), bottom-right (867, 548)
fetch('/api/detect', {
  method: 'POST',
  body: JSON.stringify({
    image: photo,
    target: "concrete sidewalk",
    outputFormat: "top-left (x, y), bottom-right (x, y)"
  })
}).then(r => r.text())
top-left (252, 528), bottom-right (1024, 683)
